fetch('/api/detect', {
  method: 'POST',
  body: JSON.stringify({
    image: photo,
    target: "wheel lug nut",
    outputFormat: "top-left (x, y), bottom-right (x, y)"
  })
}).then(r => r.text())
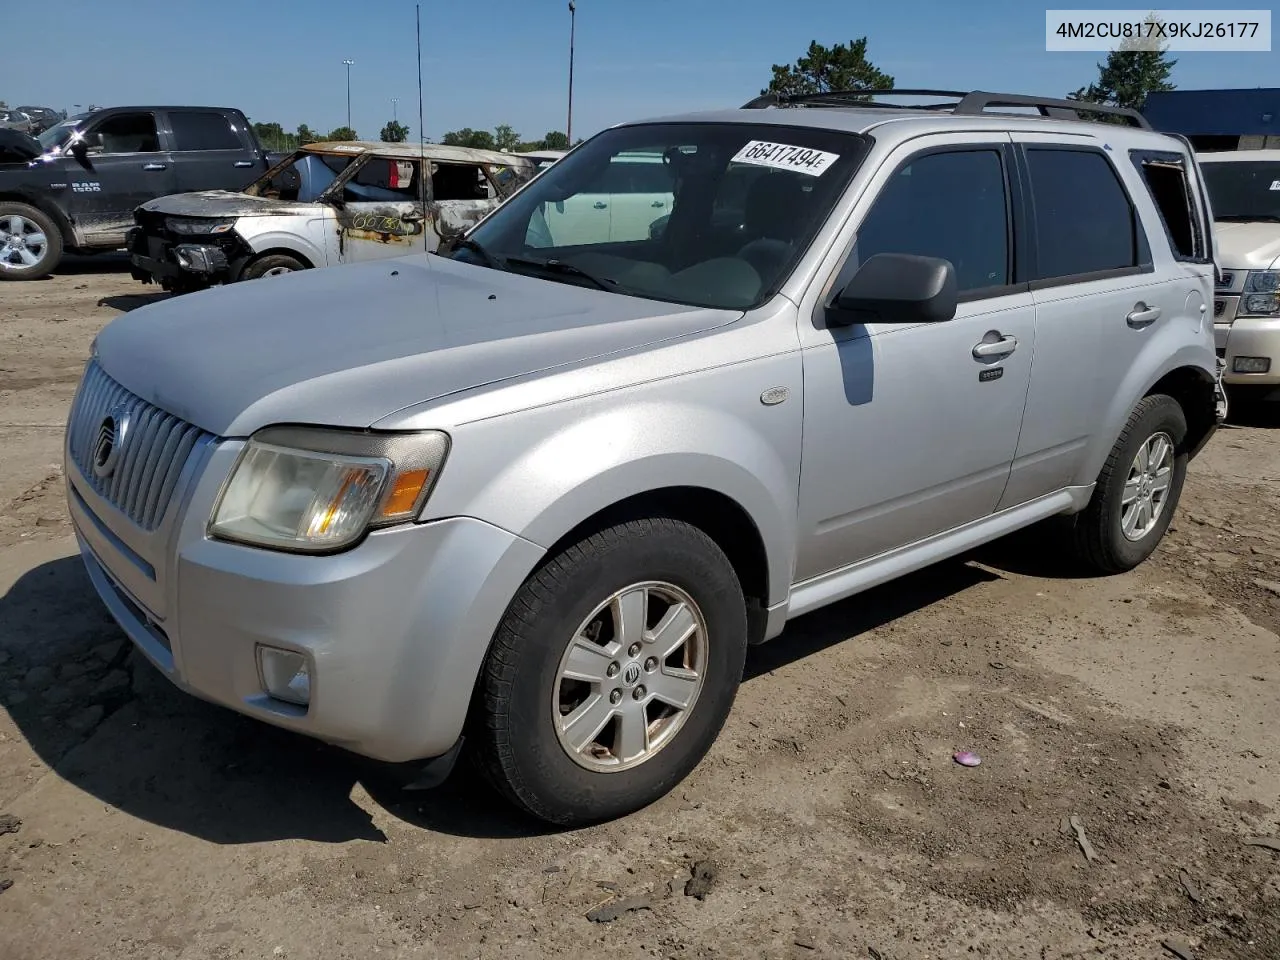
top-left (644, 657), bottom-right (658, 672)
top-left (606, 662), bottom-right (620, 678)
top-left (633, 685), bottom-right (646, 700)
top-left (628, 643), bottom-right (641, 657)
top-left (610, 689), bottom-right (623, 704)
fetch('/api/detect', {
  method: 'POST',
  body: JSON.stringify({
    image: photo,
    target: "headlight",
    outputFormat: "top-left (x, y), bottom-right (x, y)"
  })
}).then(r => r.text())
top-left (166, 217), bottom-right (236, 235)
top-left (1243, 270), bottom-right (1280, 294)
top-left (1241, 293), bottom-right (1280, 316)
top-left (209, 426), bottom-right (449, 553)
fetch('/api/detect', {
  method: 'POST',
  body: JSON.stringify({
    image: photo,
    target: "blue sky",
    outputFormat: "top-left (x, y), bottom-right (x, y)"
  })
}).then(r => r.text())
top-left (5, 0), bottom-right (1277, 142)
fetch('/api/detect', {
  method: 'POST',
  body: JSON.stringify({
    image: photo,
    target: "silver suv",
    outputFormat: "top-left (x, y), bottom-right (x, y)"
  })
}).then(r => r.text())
top-left (64, 90), bottom-right (1223, 825)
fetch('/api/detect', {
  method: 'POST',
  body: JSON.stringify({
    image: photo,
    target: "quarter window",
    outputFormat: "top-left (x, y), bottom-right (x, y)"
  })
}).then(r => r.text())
top-left (169, 111), bottom-right (242, 151)
top-left (854, 149), bottom-right (1011, 294)
top-left (1025, 148), bottom-right (1138, 281)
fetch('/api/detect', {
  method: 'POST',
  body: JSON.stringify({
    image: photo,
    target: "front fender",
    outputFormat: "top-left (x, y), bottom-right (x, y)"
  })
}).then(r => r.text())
top-left (421, 392), bottom-right (803, 607)
top-left (234, 216), bottom-right (330, 268)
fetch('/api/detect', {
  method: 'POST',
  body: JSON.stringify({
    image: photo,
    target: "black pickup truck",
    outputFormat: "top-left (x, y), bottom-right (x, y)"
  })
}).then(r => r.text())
top-left (0, 105), bottom-right (284, 281)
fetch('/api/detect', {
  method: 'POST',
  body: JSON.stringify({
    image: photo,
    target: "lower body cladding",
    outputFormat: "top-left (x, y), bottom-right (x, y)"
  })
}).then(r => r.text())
top-left (66, 437), bottom-right (546, 767)
top-left (127, 227), bottom-right (242, 290)
top-left (1214, 304), bottom-right (1280, 401)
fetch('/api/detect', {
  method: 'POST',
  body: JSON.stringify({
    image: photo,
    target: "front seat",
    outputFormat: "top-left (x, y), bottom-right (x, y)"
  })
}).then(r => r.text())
top-left (735, 173), bottom-right (807, 284)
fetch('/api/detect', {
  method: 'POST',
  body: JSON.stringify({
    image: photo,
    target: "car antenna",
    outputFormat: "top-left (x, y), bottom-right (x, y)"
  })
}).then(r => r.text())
top-left (416, 2), bottom-right (429, 251)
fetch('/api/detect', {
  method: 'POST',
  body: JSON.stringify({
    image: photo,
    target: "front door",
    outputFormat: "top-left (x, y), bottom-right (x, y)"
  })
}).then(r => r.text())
top-left (163, 109), bottom-right (260, 194)
top-left (59, 110), bottom-right (176, 247)
top-left (795, 138), bottom-right (1036, 581)
top-left (335, 156), bottom-right (430, 264)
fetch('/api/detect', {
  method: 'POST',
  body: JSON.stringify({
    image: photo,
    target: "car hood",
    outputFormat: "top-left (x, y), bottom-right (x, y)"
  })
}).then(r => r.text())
top-left (137, 190), bottom-right (320, 218)
top-left (0, 128), bottom-right (42, 163)
top-left (94, 254), bottom-right (741, 437)
top-left (1213, 221), bottom-right (1280, 271)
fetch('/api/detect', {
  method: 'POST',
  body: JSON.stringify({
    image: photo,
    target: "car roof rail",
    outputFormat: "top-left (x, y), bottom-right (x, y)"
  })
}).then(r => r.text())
top-left (742, 88), bottom-right (1153, 129)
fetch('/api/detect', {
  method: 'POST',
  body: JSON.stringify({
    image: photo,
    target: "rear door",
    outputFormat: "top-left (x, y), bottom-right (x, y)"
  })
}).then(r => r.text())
top-left (998, 137), bottom-right (1207, 508)
top-left (58, 110), bottom-right (176, 247)
top-left (606, 155), bottom-right (675, 242)
top-left (428, 160), bottom-right (503, 250)
top-left (163, 109), bottom-right (259, 193)
top-left (540, 160), bottom-right (612, 246)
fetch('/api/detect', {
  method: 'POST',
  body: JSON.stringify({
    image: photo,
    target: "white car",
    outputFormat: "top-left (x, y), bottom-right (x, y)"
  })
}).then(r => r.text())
top-left (1199, 149), bottom-right (1280, 405)
top-left (531, 150), bottom-right (676, 247)
top-left (126, 141), bottom-right (537, 292)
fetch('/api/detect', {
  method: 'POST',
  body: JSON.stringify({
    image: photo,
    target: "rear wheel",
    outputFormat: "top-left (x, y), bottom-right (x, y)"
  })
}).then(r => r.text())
top-left (240, 253), bottom-right (307, 281)
top-left (1068, 393), bottom-right (1188, 573)
top-left (0, 203), bottom-right (62, 281)
top-left (474, 518), bottom-right (748, 826)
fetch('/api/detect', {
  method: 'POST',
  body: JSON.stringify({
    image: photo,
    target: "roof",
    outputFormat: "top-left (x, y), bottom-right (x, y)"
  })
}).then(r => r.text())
top-left (1143, 88), bottom-right (1280, 137)
top-left (619, 105), bottom-right (1181, 147)
top-left (1197, 148), bottom-right (1280, 163)
top-left (301, 140), bottom-right (534, 166)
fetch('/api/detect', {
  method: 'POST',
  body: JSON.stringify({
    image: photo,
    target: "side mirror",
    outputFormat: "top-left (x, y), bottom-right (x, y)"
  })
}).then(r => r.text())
top-left (827, 253), bottom-right (958, 327)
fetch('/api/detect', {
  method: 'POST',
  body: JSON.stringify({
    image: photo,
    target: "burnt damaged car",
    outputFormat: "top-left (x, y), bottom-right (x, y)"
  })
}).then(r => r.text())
top-left (127, 141), bottom-right (537, 292)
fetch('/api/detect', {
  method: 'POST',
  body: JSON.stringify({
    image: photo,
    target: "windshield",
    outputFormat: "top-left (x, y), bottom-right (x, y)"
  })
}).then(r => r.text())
top-left (244, 148), bottom-right (357, 202)
top-left (452, 122), bottom-right (870, 310)
top-left (37, 119), bottom-right (80, 151)
top-left (1201, 159), bottom-right (1280, 220)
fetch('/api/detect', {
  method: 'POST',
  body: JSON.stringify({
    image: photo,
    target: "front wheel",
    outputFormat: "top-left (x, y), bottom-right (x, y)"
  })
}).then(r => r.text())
top-left (1068, 393), bottom-right (1188, 573)
top-left (0, 203), bottom-right (63, 281)
top-left (474, 518), bottom-right (748, 826)
top-left (240, 252), bottom-right (307, 281)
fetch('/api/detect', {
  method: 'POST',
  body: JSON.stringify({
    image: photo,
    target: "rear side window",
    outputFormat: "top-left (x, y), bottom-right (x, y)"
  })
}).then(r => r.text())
top-left (854, 148), bottom-right (1011, 294)
top-left (1025, 148), bottom-right (1139, 281)
top-left (169, 111), bottom-right (241, 151)
top-left (1130, 151), bottom-right (1206, 261)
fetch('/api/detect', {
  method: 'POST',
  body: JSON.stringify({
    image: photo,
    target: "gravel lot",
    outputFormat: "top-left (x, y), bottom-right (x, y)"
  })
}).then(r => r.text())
top-left (1, 260), bottom-right (1278, 960)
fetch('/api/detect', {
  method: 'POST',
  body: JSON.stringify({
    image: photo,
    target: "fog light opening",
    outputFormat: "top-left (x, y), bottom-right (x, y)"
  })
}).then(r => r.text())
top-left (257, 645), bottom-right (312, 706)
top-left (1233, 356), bottom-right (1272, 375)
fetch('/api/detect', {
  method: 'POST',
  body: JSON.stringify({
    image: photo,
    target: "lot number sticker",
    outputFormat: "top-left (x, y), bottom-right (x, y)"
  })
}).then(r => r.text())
top-left (1271, 180), bottom-right (1280, 191)
top-left (731, 140), bottom-right (840, 177)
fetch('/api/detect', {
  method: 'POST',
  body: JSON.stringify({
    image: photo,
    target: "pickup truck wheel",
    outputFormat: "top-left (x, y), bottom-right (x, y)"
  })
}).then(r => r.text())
top-left (1069, 393), bottom-right (1187, 574)
top-left (0, 203), bottom-right (62, 281)
top-left (475, 518), bottom-right (748, 825)
top-left (240, 253), bottom-right (306, 281)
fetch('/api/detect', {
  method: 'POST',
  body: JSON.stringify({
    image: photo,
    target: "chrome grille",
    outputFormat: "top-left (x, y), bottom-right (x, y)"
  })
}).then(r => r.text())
top-left (67, 360), bottom-right (212, 530)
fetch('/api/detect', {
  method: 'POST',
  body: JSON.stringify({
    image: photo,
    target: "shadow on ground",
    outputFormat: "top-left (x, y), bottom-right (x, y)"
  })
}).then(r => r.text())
top-left (0, 540), bottom-right (1041, 845)
top-left (51, 253), bottom-right (133, 276)
top-left (97, 292), bottom-right (169, 313)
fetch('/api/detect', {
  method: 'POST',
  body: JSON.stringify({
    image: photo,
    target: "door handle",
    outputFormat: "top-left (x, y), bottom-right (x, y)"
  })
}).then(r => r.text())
top-left (651, 200), bottom-right (665, 208)
top-left (972, 335), bottom-right (1018, 359)
top-left (233, 160), bottom-right (253, 168)
top-left (142, 162), bottom-right (167, 171)
top-left (593, 201), bottom-right (607, 209)
top-left (1126, 303), bottom-right (1162, 327)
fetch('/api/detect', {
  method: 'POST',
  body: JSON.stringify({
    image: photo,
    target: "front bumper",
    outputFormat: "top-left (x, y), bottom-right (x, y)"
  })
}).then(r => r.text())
top-left (126, 226), bottom-right (242, 286)
top-left (1214, 297), bottom-right (1280, 394)
top-left (67, 433), bottom-right (545, 764)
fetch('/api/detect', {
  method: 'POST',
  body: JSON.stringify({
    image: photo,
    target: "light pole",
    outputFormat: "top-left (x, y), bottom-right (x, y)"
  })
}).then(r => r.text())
top-left (342, 59), bottom-right (355, 133)
top-left (566, 1), bottom-right (576, 145)
top-left (391, 97), bottom-right (399, 124)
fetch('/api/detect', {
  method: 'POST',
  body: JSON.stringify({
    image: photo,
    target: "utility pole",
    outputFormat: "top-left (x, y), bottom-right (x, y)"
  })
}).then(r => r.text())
top-left (567, 1), bottom-right (576, 145)
top-left (342, 59), bottom-right (355, 133)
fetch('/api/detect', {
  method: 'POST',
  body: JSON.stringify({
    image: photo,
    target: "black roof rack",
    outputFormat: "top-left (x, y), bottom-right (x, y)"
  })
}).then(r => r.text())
top-left (741, 88), bottom-right (1153, 129)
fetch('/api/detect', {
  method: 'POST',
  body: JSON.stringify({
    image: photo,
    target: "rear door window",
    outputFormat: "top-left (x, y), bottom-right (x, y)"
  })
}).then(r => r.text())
top-left (169, 111), bottom-right (242, 152)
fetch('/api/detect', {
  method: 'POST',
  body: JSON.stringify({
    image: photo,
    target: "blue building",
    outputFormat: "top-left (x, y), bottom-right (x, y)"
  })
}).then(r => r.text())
top-left (1142, 88), bottom-right (1280, 150)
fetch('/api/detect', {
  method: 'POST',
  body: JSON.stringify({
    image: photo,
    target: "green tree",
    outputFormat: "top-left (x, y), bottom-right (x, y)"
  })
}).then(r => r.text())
top-left (327, 125), bottom-right (358, 142)
top-left (442, 127), bottom-right (496, 150)
top-left (541, 130), bottom-right (570, 150)
top-left (296, 123), bottom-right (320, 144)
top-left (493, 123), bottom-right (521, 152)
top-left (762, 38), bottom-right (894, 99)
top-left (251, 121), bottom-right (289, 150)
top-left (1069, 14), bottom-right (1176, 112)
top-left (380, 120), bottom-right (410, 143)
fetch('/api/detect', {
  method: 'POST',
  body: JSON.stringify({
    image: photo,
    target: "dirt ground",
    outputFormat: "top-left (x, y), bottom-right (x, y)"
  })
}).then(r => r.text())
top-left (1, 259), bottom-right (1278, 960)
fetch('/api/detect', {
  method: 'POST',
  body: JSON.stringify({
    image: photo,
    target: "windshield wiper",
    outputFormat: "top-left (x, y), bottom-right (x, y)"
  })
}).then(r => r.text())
top-left (503, 255), bottom-right (618, 292)
top-left (439, 236), bottom-right (505, 269)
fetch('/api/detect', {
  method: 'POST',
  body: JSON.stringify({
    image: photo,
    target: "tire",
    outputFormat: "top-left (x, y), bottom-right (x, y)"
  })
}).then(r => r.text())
top-left (1068, 393), bottom-right (1188, 574)
top-left (0, 202), bottom-right (63, 281)
top-left (474, 518), bottom-right (748, 826)
top-left (240, 253), bottom-right (306, 281)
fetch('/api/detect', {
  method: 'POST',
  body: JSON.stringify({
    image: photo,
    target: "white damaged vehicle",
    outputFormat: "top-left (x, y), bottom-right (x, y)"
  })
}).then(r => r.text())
top-left (126, 141), bottom-right (537, 292)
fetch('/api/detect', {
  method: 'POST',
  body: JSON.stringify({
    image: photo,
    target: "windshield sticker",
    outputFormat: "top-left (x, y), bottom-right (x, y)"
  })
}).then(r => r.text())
top-left (730, 141), bottom-right (840, 177)
top-left (1271, 180), bottom-right (1280, 191)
